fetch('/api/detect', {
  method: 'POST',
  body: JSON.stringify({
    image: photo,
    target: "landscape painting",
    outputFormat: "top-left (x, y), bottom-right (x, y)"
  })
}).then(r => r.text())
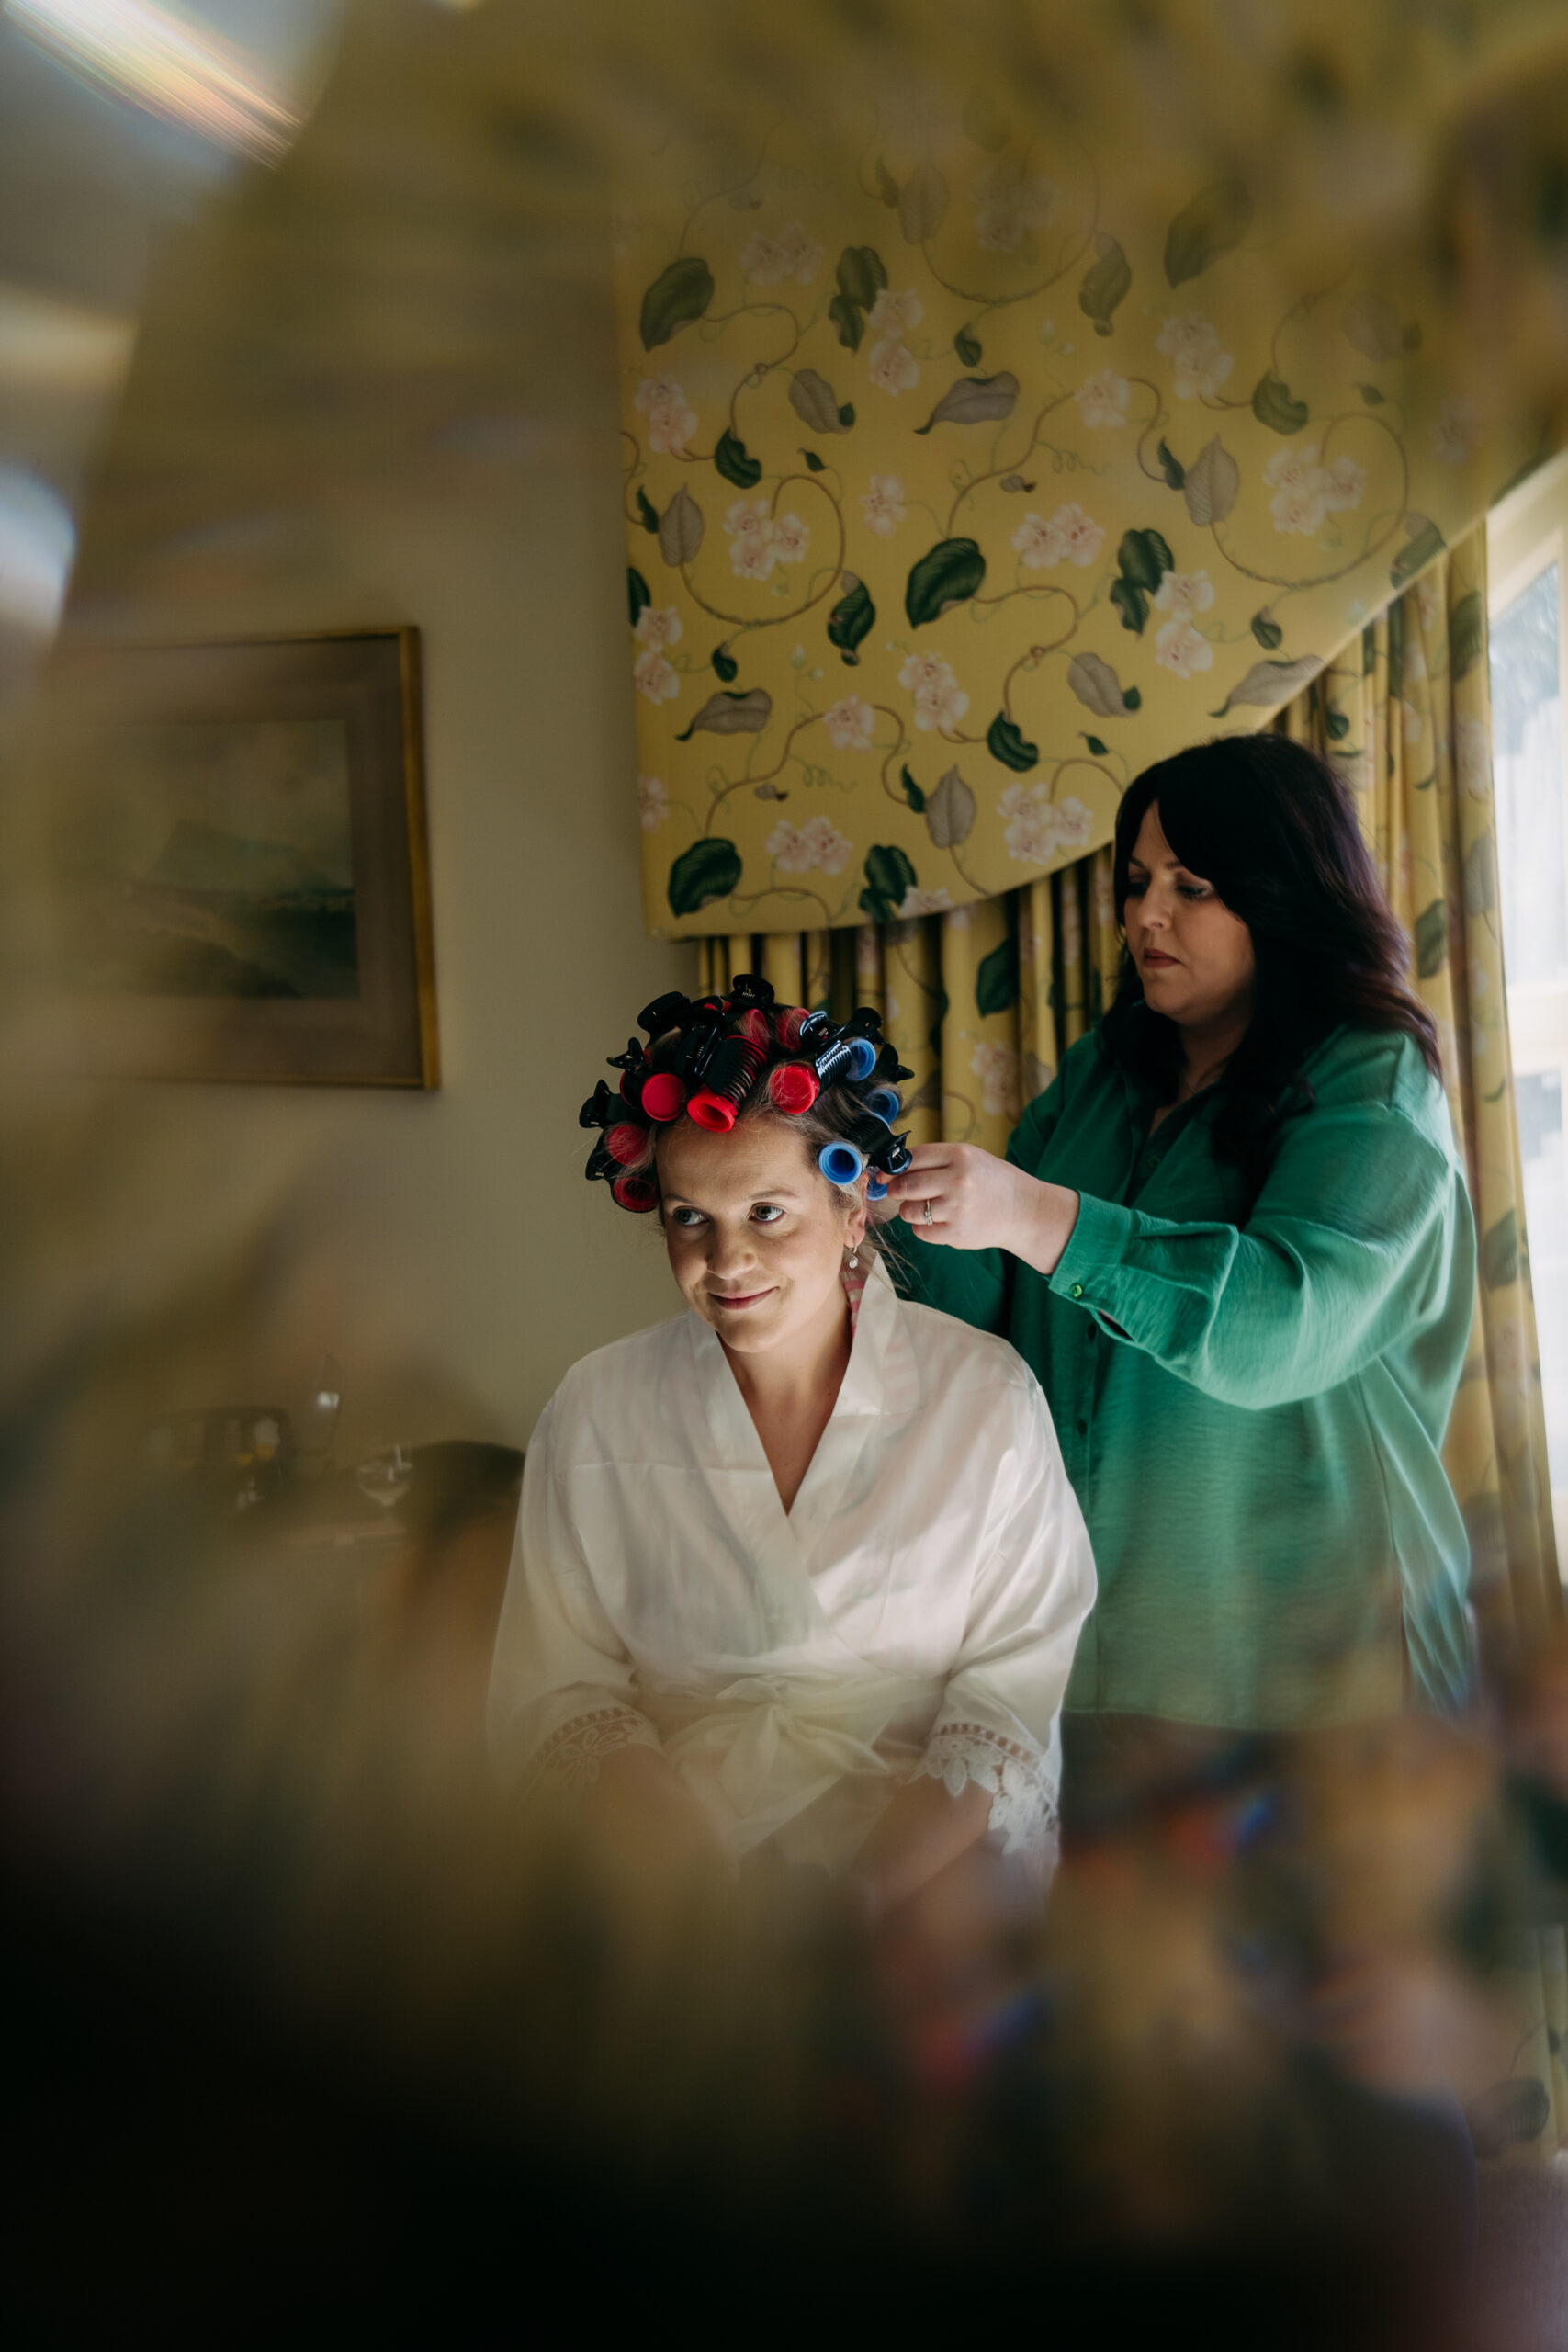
top-left (60, 717), bottom-right (359, 1001)
top-left (47, 629), bottom-right (438, 1086)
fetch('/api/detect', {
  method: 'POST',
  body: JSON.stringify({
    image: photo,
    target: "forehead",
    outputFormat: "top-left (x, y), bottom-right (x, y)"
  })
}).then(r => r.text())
top-left (657, 1112), bottom-right (819, 1202)
top-left (1129, 803), bottom-right (1184, 866)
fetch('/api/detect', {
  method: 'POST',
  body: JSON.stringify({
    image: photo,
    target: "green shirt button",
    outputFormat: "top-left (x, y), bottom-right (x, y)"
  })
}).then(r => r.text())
top-left (1069, 1282), bottom-right (1084, 1299)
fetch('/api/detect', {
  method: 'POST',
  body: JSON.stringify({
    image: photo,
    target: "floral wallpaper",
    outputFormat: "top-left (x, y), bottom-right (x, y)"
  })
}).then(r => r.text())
top-left (616, 110), bottom-right (1542, 939)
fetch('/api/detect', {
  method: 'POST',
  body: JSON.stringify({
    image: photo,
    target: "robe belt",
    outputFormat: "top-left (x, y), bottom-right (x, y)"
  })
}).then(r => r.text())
top-left (648, 1672), bottom-right (932, 1855)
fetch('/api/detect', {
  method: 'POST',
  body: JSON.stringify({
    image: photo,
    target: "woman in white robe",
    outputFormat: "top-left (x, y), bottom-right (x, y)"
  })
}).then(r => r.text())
top-left (488, 980), bottom-right (1095, 1907)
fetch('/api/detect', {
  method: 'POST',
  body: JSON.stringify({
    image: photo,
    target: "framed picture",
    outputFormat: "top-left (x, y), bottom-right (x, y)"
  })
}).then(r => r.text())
top-left (43, 628), bottom-right (439, 1086)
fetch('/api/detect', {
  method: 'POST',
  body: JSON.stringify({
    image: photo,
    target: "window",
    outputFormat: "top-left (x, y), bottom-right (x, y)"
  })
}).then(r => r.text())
top-left (1488, 447), bottom-right (1568, 1573)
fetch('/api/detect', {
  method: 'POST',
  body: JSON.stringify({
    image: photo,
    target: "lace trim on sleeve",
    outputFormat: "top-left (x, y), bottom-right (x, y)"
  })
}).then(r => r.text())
top-left (523, 1704), bottom-right (661, 1799)
top-left (914, 1720), bottom-right (1058, 1873)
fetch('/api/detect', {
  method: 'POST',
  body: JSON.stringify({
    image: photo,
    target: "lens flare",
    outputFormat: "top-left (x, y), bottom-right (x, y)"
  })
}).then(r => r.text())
top-left (6, 0), bottom-right (304, 162)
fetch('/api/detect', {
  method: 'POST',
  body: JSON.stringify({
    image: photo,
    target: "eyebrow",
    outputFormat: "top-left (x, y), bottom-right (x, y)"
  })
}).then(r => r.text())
top-left (663, 1186), bottom-right (808, 1209)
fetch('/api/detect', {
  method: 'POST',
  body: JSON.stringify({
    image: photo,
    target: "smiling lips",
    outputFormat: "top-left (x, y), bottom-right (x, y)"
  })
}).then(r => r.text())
top-left (707, 1287), bottom-right (776, 1311)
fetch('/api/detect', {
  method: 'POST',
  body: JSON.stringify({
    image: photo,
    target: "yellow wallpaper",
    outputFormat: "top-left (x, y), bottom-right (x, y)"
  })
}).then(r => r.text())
top-left (616, 86), bottom-right (1549, 938)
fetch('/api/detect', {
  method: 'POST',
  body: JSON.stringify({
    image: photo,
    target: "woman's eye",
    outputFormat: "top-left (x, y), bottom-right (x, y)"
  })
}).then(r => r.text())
top-left (1179, 883), bottom-right (1211, 900)
top-left (671, 1207), bottom-right (705, 1227)
top-left (1124, 877), bottom-right (1146, 897)
top-left (751, 1204), bottom-right (785, 1224)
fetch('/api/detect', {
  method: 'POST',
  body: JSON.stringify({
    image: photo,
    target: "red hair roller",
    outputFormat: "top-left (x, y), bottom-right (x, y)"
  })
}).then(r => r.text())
top-left (605, 1122), bottom-right (649, 1166)
top-left (686, 1089), bottom-right (738, 1133)
top-left (640, 1071), bottom-right (687, 1122)
top-left (734, 1007), bottom-right (772, 1049)
top-left (611, 1172), bottom-right (659, 1213)
top-left (779, 1006), bottom-right (814, 1050)
top-left (768, 1062), bottom-right (819, 1114)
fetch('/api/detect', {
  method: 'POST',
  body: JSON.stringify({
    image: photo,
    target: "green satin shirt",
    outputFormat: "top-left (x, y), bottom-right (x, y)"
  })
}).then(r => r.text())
top-left (893, 1022), bottom-right (1476, 1727)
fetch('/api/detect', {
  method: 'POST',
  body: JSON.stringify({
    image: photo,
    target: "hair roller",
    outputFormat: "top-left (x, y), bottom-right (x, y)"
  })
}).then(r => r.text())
top-left (640, 1071), bottom-right (687, 1123)
top-left (813, 1030), bottom-right (878, 1089)
top-left (686, 1033), bottom-right (767, 1131)
top-left (605, 1121), bottom-right (650, 1166)
top-left (768, 1062), bottom-right (819, 1115)
top-left (611, 1172), bottom-right (660, 1214)
top-left (780, 1006), bottom-right (828, 1053)
top-left (733, 1006), bottom-right (772, 1049)
top-left (863, 1084), bottom-right (901, 1126)
top-left (818, 1138), bottom-right (865, 1187)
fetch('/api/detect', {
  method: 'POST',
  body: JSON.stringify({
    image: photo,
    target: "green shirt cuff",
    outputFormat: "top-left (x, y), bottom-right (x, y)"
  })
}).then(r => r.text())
top-left (1049, 1191), bottom-right (1135, 1312)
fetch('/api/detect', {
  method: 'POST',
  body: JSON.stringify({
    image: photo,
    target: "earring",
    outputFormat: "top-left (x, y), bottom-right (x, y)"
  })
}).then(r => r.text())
top-left (849, 1245), bottom-right (861, 1269)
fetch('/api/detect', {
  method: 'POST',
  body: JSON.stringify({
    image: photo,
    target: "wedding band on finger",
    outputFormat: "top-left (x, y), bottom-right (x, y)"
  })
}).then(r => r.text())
top-left (923, 1198), bottom-right (933, 1227)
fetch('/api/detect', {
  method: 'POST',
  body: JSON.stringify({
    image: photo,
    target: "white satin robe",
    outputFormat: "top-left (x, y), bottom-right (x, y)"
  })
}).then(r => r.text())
top-left (487, 1258), bottom-right (1096, 1871)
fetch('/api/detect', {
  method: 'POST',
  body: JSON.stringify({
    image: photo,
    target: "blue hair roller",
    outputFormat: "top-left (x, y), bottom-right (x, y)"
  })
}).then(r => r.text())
top-left (818, 1138), bottom-right (866, 1187)
top-left (865, 1174), bottom-right (889, 1202)
top-left (844, 1035), bottom-right (878, 1082)
top-left (863, 1084), bottom-right (900, 1125)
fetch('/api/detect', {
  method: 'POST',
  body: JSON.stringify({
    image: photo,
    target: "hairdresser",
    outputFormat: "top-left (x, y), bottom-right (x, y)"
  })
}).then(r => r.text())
top-left (883, 735), bottom-right (1476, 1800)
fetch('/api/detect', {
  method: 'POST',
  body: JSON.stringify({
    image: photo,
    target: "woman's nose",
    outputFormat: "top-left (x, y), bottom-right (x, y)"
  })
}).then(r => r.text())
top-left (706, 1224), bottom-right (757, 1274)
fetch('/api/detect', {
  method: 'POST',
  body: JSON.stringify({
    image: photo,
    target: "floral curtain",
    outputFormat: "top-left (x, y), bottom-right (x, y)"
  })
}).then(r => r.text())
top-left (700, 523), bottom-right (1565, 2154)
top-left (624, 85), bottom-right (1548, 946)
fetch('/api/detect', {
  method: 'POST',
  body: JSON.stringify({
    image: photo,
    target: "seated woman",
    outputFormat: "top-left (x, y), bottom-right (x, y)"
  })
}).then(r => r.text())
top-left (487, 980), bottom-right (1096, 1912)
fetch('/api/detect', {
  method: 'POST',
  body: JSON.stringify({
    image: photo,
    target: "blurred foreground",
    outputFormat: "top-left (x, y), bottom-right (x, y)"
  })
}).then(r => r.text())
top-left (4, 1), bottom-right (1568, 2339)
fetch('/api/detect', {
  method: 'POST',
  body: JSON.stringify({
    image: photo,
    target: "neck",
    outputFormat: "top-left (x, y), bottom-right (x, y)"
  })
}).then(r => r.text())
top-left (1177, 1002), bottom-right (1252, 1093)
top-left (720, 1277), bottom-right (852, 1419)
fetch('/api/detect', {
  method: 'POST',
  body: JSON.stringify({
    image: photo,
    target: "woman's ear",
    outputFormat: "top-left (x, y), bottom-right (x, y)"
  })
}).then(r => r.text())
top-left (844, 1181), bottom-right (870, 1251)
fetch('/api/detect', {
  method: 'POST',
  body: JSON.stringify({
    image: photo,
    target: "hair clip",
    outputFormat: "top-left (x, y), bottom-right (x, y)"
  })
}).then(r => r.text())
top-left (579, 1080), bottom-right (615, 1130)
top-left (637, 989), bottom-right (690, 1038)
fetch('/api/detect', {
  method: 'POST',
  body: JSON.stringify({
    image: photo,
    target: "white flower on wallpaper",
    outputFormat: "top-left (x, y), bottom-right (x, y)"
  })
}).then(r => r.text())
top-left (1074, 368), bottom-right (1130, 429)
top-left (898, 650), bottom-right (969, 734)
top-left (766, 814), bottom-right (855, 874)
top-left (1152, 567), bottom-right (1216, 622)
top-left (970, 1040), bottom-right (1020, 1118)
top-left (999, 785), bottom-right (1095, 864)
top-left (739, 220), bottom-right (824, 286)
top-left (1011, 503), bottom-right (1106, 569)
top-left (1263, 443), bottom-right (1327, 534)
top-left (634, 605), bottom-right (683, 650)
top-left (868, 288), bottom-right (923, 340)
top-left (897, 886), bottom-right (954, 916)
top-left (861, 475), bottom-right (907, 536)
top-left (771, 512), bottom-right (810, 563)
top-left (637, 774), bottom-right (669, 830)
top-left (1263, 443), bottom-right (1367, 536)
top-left (822, 695), bottom-right (877, 751)
top-left (1154, 617), bottom-right (1213, 678)
top-left (633, 648), bottom-right (680, 703)
top-left (723, 498), bottom-right (808, 579)
top-left (971, 157), bottom-right (1053, 253)
top-left (1322, 454), bottom-right (1367, 511)
top-left (1155, 312), bottom-right (1234, 400)
top-left (634, 373), bottom-right (698, 457)
top-left (869, 338), bottom-right (919, 395)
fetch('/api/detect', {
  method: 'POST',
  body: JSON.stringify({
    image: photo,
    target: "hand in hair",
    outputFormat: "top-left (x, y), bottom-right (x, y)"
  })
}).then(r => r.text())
top-left (881, 1141), bottom-right (1080, 1277)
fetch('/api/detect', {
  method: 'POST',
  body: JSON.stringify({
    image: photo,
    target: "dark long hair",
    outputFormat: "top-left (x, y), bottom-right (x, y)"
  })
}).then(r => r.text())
top-left (1102, 734), bottom-right (1440, 1189)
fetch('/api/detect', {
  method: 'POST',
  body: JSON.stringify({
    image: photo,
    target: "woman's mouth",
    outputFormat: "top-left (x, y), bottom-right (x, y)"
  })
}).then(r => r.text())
top-left (708, 1287), bottom-right (776, 1311)
top-left (1141, 950), bottom-right (1179, 969)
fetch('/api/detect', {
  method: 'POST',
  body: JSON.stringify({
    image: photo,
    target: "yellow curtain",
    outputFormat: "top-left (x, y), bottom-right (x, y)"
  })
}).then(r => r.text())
top-left (705, 524), bottom-right (1567, 2158)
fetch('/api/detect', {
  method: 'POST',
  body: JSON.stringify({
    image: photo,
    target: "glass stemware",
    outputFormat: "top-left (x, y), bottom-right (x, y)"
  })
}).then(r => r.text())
top-left (355, 1442), bottom-right (412, 1518)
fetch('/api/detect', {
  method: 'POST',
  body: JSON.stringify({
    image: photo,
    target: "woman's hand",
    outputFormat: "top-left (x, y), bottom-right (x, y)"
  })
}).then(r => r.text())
top-left (880, 1143), bottom-right (1080, 1277)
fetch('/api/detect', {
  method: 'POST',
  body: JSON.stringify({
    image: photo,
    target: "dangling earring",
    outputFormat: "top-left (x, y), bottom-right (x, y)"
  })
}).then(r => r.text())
top-left (848, 1245), bottom-right (861, 1270)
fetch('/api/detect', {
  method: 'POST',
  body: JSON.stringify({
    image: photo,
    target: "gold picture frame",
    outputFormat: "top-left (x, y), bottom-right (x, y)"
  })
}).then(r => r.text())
top-left (45, 628), bottom-right (439, 1087)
